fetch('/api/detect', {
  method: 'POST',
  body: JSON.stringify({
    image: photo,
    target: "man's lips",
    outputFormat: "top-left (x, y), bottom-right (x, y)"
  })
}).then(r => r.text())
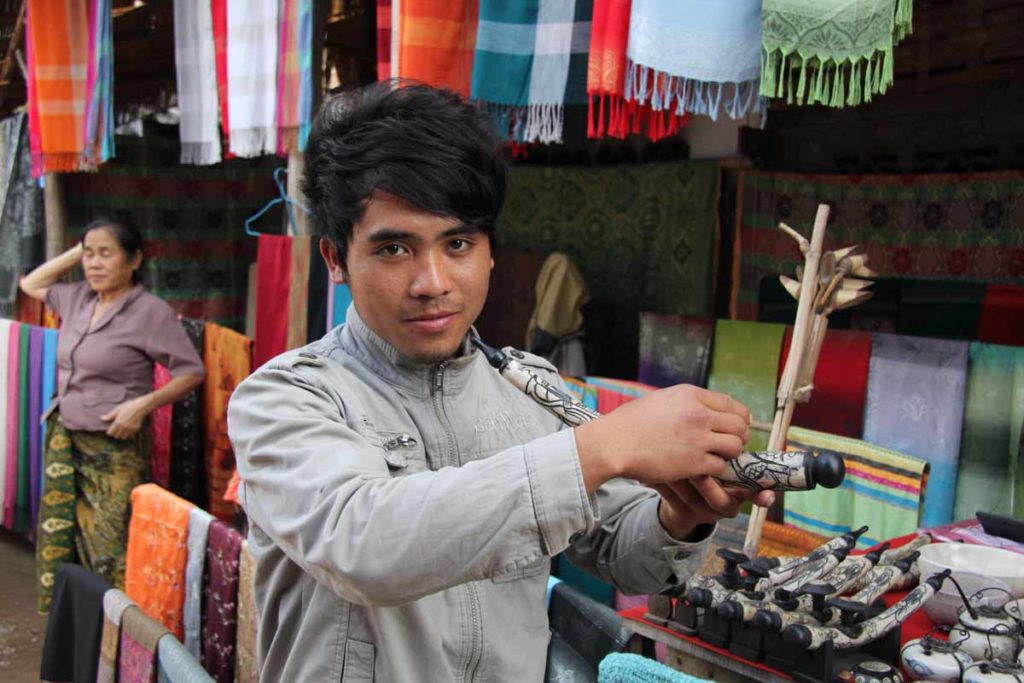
top-left (406, 311), bottom-right (459, 333)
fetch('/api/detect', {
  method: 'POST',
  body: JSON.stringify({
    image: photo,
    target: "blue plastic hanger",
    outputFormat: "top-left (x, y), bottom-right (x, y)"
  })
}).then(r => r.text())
top-left (244, 167), bottom-right (310, 237)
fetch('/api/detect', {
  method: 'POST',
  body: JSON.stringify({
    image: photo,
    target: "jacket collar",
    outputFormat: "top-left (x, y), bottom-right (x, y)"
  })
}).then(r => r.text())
top-left (72, 284), bottom-right (145, 336)
top-left (338, 303), bottom-right (480, 397)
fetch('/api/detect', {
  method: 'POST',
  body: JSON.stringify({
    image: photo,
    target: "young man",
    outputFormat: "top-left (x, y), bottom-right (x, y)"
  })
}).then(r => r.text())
top-left (227, 83), bottom-right (772, 682)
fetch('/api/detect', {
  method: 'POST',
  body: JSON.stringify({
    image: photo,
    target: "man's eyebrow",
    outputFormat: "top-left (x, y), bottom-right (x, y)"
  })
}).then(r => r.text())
top-left (440, 224), bottom-right (484, 238)
top-left (366, 228), bottom-right (420, 244)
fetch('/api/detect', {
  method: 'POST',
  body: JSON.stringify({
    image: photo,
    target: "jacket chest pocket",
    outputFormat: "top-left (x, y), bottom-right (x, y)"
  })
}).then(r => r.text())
top-left (374, 430), bottom-right (429, 476)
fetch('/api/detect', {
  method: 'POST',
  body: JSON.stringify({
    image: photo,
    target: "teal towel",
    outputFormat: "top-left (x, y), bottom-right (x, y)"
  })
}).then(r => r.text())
top-left (599, 653), bottom-right (712, 683)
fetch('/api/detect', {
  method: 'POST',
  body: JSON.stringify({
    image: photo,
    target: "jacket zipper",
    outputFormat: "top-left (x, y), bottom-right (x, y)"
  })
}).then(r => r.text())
top-left (431, 361), bottom-right (483, 682)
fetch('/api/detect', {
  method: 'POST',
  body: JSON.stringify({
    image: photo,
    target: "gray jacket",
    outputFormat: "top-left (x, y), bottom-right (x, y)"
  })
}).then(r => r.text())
top-left (227, 308), bottom-right (714, 682)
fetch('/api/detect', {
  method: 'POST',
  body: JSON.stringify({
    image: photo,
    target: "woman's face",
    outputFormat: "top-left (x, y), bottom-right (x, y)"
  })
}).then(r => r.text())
top-left (81, 228), bottom-right (141, 295)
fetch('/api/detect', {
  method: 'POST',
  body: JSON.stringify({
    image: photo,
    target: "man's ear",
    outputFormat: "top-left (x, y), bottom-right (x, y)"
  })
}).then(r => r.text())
top-left (319, 237), bottom-right (347, 284)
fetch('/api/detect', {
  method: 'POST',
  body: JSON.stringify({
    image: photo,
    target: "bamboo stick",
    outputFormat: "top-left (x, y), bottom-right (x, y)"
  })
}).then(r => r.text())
top-left (743, 204), bottom-right (830, 558)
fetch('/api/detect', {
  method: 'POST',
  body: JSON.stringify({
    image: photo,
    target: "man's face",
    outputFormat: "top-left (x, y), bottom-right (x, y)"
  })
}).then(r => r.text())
top-left (322, 191), bottom-right (494, 363)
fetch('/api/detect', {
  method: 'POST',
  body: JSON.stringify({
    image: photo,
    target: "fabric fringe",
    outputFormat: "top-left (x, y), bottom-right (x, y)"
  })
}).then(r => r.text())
top-left (33, 152), bottom-right (99, 175)
top-left (229, 126), bottom-right (277, 158)
top-left (895, 0), bottom-right (914, 42)
top-left (586, 94), bottom-right (688, 142)
top-left (624, 60), bottom-right (767, 122)
top-left (523, 103), bottom-right (565, 144)
top-left (180, 141), bottom-right (223, 166)
top-left (759, 46), bottom-right (895, 109)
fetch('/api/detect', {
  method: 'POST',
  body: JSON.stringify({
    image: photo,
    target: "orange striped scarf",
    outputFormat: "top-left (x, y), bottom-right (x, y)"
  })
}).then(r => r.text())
top-left (398, 0), bottom-right (478, 97)
top-left (26, 0), bottom-right (91, 173)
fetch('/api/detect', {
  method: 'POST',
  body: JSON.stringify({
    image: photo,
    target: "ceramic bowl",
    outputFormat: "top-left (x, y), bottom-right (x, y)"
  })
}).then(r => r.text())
top-left (917, 543), bottom-right (1023, 625)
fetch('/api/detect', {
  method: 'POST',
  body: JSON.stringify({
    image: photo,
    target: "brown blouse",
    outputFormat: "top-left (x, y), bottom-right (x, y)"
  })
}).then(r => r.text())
top-left (45, 281), bottom-right (206, 432)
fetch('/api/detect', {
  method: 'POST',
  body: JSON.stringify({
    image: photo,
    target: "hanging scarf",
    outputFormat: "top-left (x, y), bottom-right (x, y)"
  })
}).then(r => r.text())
top-left (625, 0), bottom-right (765, 121)
top-left (184, 507), bottom-right (213, 659)
top-left (158, 634), bottom-right (215, 682)
top-left (862, 334), bottom-right (969, 528)
top-left (3, 322), bottom-right (19, 529)
top-left (0, 320), bottom-right (9, 522)
top-left (151, 364), bottom-right (173, 488)
top-left (235, 541), bottom-right (259, 683)
top-left (784, 427), bottom-right (929, 549)
top-left (203, 324), bottom-right (251, 522)
top-left (170, 318), bottom-right (206, 508)
top-left (226, 0), bottom-right (279, 157)
top-left (760, 0), bottom-right (913, 108)
top-left (585, 0), bottom-right (684, 140)
top-left (124, 484), bottom-right (195, 639)
top-left (202, 520), bottom-right (243, 683)
top-left (398, 0), bottom-right (478, 97)
top-left (27, 326), bottom-right (43, 530)
top-left (977, 284), bottom-right (1024, 347)
top-left (706, 320), bottom-right (786, 452)
top-left (174, 0), bottom-right (222, 164)
top-left (210, 0), bottom-right (231, 156)
top-left (97, 589), bottom-right (135, 683)
top-left (39, 328), bottom-right (57, 491)
top-left (955, 343), bottom-right (1024, 521)
top-left (472, 0), bottom-right (579, 144)
top-left (16, 323), bottom-right (29, 532)
top-left (276, 0), bottom-right (315, 153)
top-left (254, 234), bottom-right (292, 367)
top-left (778, 327), bottom-right (872, 439)
top-left (25, 0), bottom-right (112, 175)
top-left (376, 0), bottom-right (392, 80)
top-left (118, 605), bottom-right (171, 683)
top-left (637, 314), bottom-right (713, 389)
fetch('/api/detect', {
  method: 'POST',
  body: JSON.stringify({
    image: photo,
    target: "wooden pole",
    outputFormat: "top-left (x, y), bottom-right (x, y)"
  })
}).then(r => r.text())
top-left (43, 173), bottom-right (68, 260)
top-left (743, 204), bottom-right (830, 559)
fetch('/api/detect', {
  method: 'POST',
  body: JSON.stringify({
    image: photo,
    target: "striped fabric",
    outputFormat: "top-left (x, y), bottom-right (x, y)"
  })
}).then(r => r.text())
top-left (275, 0), bottom-right (315, 153)
top-left (398, 0), bottom-right (478, 97)
top-left (783, 426), bottom-right (929, 549)
top-left (376, 0), bottom-right (392, 80)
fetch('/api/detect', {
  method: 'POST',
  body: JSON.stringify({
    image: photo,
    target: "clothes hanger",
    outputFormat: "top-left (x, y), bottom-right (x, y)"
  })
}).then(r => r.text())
top-left (244, 167), bottom-right (310, 237)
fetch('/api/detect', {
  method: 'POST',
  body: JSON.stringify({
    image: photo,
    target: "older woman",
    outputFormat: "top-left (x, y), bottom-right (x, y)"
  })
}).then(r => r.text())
top-left (20, 219), bottom-right (206, 611)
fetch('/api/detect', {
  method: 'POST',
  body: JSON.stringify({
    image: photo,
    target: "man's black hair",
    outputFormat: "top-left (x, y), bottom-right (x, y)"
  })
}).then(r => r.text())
top-left (302, 81), bottom-right (508, 268)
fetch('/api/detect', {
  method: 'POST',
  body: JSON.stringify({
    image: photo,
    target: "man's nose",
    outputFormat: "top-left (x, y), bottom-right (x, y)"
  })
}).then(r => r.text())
top-left (409, 252), bottom-right (452, 299)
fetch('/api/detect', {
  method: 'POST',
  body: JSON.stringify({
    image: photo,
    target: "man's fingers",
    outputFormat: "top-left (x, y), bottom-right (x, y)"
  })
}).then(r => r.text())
top-left (754, 490), bottom-right (776, 508)
top-left (691, 475), bottom-right (741, 516)
top-left (695, 388), bottom-right (750, 422)
top-left (705, 433), bottom-right (744, 461)
top-left (708, 410), bottom-right (750, 443)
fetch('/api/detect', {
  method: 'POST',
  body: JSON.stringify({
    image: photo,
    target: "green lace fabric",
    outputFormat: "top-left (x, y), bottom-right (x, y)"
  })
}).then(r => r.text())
top-left (760, 0), bottom-right (913, 107)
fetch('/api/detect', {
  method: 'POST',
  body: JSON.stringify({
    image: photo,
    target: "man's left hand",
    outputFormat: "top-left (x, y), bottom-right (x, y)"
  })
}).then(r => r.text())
top-left (101, 396), bottom-right (153, 440)
top-left (653, 477), bottom-right (775, 540)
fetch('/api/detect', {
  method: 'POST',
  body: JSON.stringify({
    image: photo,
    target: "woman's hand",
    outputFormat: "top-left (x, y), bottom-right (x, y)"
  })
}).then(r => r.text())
top-left (101, 395), bottom-right (154, 440)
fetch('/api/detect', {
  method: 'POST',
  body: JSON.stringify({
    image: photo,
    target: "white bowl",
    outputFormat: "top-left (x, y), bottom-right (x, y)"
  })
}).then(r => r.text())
top-left (917, 543), bottom-right (1024, 625)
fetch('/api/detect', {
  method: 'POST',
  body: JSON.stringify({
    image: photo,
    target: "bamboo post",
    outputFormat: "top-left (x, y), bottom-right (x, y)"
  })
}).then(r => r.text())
top-left (743, 204), bottom-right (831, 559)
top-left (43, 172), bottom-right (68, 260)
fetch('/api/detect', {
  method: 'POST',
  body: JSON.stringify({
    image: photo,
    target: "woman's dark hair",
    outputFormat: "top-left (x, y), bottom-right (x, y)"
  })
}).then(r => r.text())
top-left (302, 81), bottom-right (508, 269)
top-left (82, 218), bottom-right (145, 284)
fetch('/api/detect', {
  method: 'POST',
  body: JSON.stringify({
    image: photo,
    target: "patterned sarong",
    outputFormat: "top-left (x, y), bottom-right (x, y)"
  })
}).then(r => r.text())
top-left (36, 416), bottom-right (151, 612)
top-left (783, 426), bottom-right (929, 549)
top-left (732, 170), bottom-right (1024, 320)
top-left (125, 484), bottom-right (195, 639)
top-left (707, 320), bottom-right (786, 451)
top-left (862, 334), bottom-right (969, 527)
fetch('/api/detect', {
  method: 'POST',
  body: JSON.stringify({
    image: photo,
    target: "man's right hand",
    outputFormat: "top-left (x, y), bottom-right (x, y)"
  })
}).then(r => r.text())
top-left (574, 384), bottom-right (751, 494)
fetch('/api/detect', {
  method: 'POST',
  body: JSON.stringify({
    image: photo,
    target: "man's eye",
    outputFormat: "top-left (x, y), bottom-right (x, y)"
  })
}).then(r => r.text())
top-left (449, 239), bottom-right (471, 252)
top-left (379, 244), bottom-right (408, 257)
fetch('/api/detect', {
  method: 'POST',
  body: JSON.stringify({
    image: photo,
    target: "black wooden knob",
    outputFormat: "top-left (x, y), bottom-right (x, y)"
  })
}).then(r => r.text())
top-left (752, 610), bottom-right (782, 632)
top-left (782, 624), bottom-right (812, 649)
top-left (811, 451), bottom-right (845, 489)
